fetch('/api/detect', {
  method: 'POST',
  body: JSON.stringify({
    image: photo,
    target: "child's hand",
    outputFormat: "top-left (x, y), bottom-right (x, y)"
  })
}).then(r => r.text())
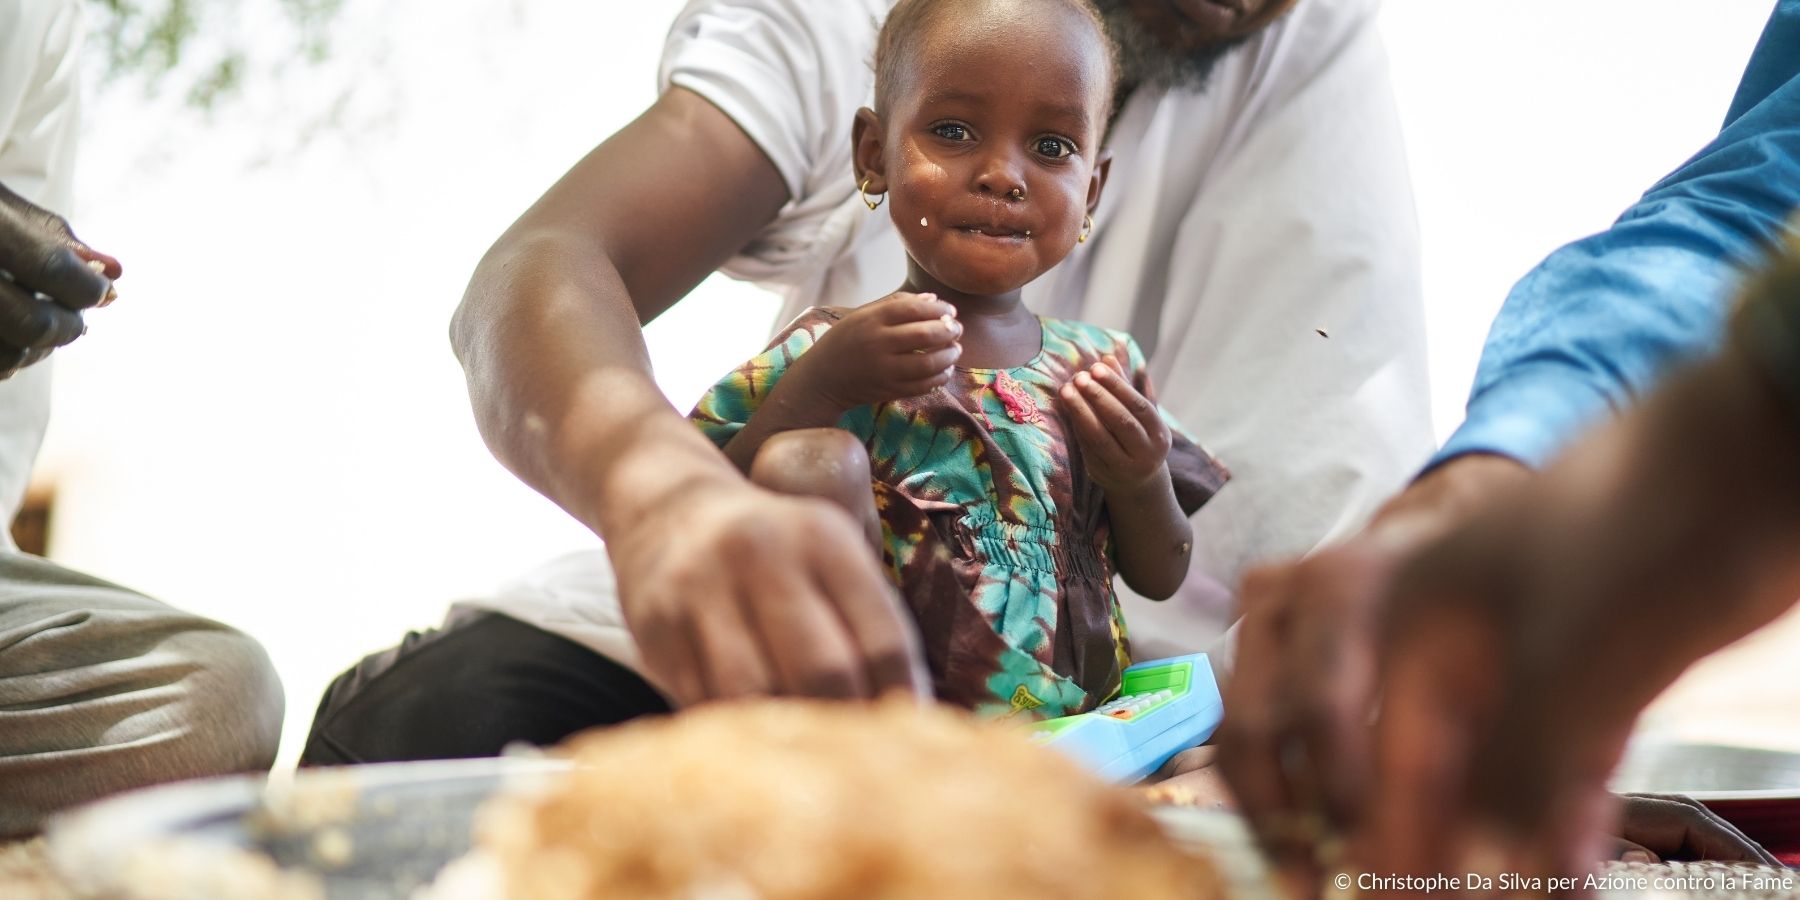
top-left (1059, 360), bottom-right (1171, 493)
top-left (796, 292), bottom-right (962, 409)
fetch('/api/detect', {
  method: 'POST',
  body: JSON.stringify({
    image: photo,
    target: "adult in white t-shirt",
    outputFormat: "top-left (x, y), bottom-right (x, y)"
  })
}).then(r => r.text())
top-left (301, 0), bottom-right (1432, 765)
top-left (0, 0), bottom-right (283, 836)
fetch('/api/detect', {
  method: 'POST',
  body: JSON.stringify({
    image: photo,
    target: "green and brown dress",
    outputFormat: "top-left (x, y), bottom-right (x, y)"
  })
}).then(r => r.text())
top-left (692, 308), bottom-right (1228, 720)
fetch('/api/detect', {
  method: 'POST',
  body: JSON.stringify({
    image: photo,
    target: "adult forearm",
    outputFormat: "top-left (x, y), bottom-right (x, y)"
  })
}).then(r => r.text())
top-left (1511, 348), bottom-right (1800, 726)
top-left (452, 229), bottom-right (741, 538)
top-left (1106, 470), bottom-right (1192, 601)
top-left (1367, 453), bottom-right (1534, 549)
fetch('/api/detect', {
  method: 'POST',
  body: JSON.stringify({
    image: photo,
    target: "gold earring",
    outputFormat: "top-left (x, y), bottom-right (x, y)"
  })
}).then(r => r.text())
top-left (860, 176), bottom-right (885, 211)
top-left (1078, 214), bottom-right (1093, 244)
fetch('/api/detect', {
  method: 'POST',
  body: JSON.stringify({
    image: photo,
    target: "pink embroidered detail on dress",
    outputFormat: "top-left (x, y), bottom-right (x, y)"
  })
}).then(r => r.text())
top-left (992, 370), bottom-right (1043, 425)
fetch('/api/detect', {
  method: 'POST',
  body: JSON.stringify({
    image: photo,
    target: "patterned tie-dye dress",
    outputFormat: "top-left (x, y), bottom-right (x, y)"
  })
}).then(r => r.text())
top-left (691, 307), bottom-right (1229, 719)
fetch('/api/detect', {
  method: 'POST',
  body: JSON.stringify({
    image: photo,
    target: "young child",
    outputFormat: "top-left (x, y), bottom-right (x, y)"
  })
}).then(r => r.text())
top-left (690, 0), bottom-right (1227, 720)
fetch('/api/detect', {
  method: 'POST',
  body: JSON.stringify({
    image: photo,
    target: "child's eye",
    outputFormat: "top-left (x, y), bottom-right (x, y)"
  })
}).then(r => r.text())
top-left (933, 123), bottom-right (971, 141)
top-left (1035, 137), bottom-right (1075, 159)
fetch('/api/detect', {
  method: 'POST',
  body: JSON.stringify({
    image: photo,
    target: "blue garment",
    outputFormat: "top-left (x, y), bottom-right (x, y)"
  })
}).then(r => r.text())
top-left (1436, 1), bottom-right (1800, 470)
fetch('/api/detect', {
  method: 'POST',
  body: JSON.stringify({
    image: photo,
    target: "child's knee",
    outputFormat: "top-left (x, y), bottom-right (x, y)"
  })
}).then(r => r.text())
top-left (750, 428), bottom-right (871, 498)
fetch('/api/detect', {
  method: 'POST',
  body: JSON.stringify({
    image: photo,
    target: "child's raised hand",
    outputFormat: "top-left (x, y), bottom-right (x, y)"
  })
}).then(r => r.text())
top-left (797, 291), bottom-right (963, 409)
top-left (1059, 359), bottom-right (1172, 493)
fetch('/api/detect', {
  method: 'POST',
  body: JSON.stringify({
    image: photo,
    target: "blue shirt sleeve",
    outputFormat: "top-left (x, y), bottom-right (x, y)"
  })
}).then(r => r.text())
top-left (1434, 1), bottom-right (1800, 470)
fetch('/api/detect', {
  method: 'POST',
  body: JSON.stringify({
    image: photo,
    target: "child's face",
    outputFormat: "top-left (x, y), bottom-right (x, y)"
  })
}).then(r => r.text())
top-left (859, 3), bottom-right (1113, 297)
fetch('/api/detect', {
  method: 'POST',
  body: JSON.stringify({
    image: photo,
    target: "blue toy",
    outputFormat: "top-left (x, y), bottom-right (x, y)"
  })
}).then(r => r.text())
top-left (1029, 653), bottom-right (1224, 784)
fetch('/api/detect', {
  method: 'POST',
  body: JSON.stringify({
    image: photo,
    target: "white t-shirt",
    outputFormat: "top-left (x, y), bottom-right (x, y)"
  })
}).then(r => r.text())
top-left (0, 0), bottom-right (82, 549)
top-left (461, 0), bottom-right (1435, 674)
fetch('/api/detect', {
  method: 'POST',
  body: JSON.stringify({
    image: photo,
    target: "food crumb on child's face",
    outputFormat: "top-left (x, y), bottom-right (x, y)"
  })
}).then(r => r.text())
top-left (876, 1), bottom-right (1114, 298)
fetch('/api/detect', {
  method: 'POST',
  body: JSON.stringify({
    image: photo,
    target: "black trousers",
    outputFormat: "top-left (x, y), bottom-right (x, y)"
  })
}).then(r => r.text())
top-left (301, 610), bottom-right (670, 766)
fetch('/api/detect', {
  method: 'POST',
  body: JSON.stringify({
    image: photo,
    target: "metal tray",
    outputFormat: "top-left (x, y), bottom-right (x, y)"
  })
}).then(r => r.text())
top-left (1614, 742), bottom-right (1800, 801)
top-left (46, 757), bottom-right (1272, 900)
top-left (48, 758), bottom-right (567, 900)
top-left (47, 747), bottom-right (1795, 900)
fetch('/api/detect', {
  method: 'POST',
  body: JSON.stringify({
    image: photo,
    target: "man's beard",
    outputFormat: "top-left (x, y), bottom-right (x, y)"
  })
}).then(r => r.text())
top-left (1093, 1), bottom-right (1251, 95)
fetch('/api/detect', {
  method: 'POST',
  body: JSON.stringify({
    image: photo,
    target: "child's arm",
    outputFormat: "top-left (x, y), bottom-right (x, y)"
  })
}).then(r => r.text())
top-left (718, 293), bottom-right (962, 472)
top-left (1059, 361), bottom-right (1193, 600)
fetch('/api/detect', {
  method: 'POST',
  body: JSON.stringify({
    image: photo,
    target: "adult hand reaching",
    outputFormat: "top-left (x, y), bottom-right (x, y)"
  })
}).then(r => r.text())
top-left (1350, 347), bottom-right (1800, 887)
top-left (1217, 453), bottom-right (1531, 884)
top-left (0, 180), bottom-right (119, 377)
top-left (607, 474), bottom-right (931, 706)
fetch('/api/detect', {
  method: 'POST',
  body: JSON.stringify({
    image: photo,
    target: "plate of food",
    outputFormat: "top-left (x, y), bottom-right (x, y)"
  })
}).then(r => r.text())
top-left (49, 701), bottom-right (1254, 900)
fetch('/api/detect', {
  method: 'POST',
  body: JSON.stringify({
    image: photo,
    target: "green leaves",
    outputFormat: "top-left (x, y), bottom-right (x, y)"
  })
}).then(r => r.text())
top-left (85, 0), bottom-right (342, 111)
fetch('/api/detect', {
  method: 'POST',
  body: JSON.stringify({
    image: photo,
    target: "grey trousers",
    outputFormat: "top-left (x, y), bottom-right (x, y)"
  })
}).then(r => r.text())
top-left (0, 553), bottom-right (283, 837)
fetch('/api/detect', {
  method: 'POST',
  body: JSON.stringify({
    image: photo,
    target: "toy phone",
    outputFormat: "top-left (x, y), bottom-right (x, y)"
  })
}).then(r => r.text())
top-left (1030, 653), bottom-right (1223, 784)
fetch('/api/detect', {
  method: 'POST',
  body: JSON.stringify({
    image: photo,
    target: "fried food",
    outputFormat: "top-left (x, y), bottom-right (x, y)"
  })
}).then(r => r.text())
top-left (477, 700), bottom-right (1221, 900)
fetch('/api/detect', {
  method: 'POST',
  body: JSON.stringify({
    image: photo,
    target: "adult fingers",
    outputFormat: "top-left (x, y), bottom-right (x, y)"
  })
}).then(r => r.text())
top-left (811, 526), bottom-right (929, 699)
top-left (1361, 614), bottom-right (1499, 878)
top-left (0, 344), bottom-right (49, 380)
top-left (1280, 551), bottom-right (1387, 827)
top-left (687, 595), bottom-right (779, 701)
top-left (70, 242), bottom-right (122, 281)
top-left (1619, 794), bottom-right (1780, 865)
top-left (0, 205), bottom-right (110, 310)
top-left (741, 554), bottom-right (870, 699)
top-left (0, 276), bottom-right (87, 351)
top-left (1220, 565), bottom-right (1313, 866)
top-left (631, 596), bottom-right (710, 708)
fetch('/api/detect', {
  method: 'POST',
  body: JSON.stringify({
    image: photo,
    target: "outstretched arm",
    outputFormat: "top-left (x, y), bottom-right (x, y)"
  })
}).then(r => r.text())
top-left (1221, 4), bottom-right (1800, 876)
top-left (452, 87), bottom-right (928, 705)
top-left (1358, 283), bottom-right (1800, 882)
top-left (453, 87), bottom-right (785, 540)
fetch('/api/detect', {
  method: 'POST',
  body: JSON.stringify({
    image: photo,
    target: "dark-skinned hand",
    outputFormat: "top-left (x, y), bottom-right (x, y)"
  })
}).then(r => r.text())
top-left (608, 475), bottom-right (930, 707)
top-left (0, 180), bottom-right (120, 378)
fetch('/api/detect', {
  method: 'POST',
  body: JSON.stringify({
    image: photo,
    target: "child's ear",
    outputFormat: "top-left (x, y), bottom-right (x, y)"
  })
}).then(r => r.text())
top-left (852, 107), bottom-right (890, 195)
top-left (1086, 149), bottom-right (1113, 214)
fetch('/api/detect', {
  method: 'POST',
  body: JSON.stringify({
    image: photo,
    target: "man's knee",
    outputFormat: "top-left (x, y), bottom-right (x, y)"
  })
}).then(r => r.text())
top-left (0, 601), bottom-right (282, 836)
top-left (750, 428), bottom-right (871, 500)
top-left (175, 624), bottom-right (284, 773)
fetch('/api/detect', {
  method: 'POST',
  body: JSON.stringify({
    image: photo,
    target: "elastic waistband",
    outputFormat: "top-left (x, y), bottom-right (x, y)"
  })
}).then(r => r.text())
top-left (953, 517), bottom-right (1109, 580)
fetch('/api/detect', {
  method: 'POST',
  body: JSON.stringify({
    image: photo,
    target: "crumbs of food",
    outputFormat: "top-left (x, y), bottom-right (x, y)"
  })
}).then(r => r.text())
top-left (119, 840), bottom-right (325, 900)
top-left (252, 771), bottom-right (362, 836)
top-left (311, 827), bottom-right (354, 870)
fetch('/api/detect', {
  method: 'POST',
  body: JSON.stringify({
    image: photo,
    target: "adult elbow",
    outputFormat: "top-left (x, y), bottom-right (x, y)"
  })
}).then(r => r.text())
top-left (450, 228), bottom-right (585, 369)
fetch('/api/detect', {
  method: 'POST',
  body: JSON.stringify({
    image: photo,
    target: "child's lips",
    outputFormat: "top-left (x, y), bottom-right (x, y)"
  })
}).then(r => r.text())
top-left (954, 223), bottom-right (1031, 239)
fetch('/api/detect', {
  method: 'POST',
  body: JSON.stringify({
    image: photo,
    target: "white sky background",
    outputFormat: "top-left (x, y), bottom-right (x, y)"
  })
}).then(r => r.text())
top-left (35, 0), bottom-right (1788, 766)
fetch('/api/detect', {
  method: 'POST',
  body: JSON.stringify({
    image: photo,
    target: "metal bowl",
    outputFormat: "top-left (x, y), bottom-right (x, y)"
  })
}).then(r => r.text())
top-left (46, 758), bottom-right (1271, 900)
top-left (47, 757), bottom-right (568, 900)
